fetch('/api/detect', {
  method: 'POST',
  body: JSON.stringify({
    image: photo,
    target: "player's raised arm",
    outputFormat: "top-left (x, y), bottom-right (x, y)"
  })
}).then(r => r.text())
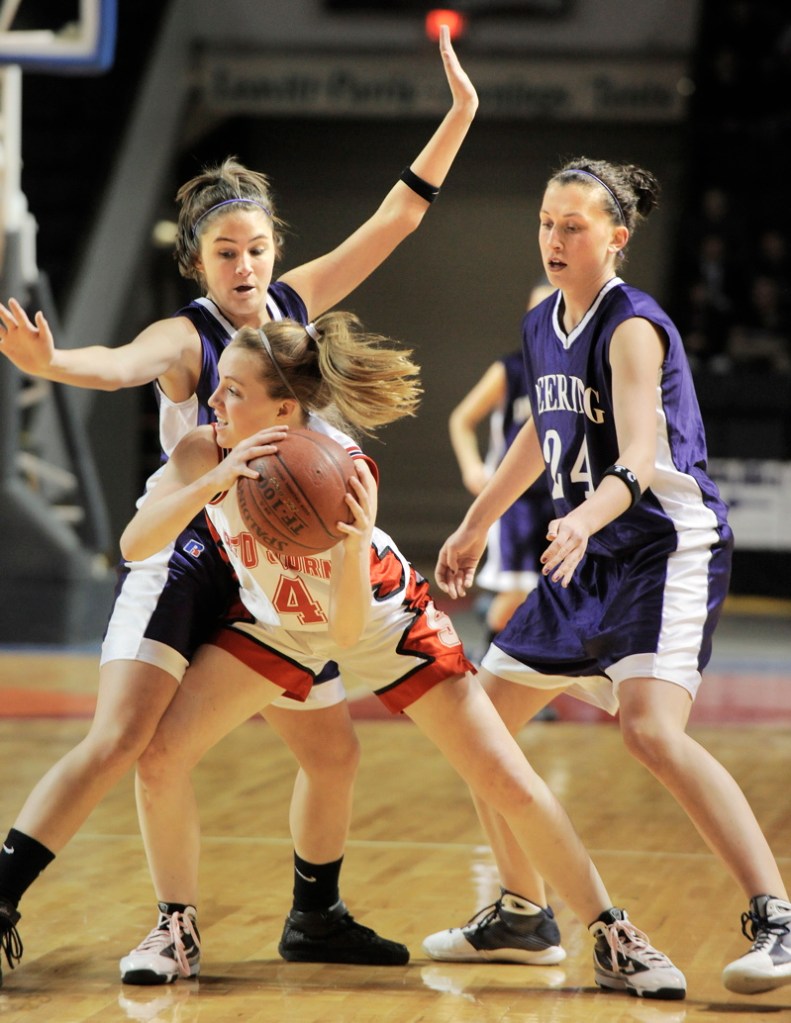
top-left (280, 24), bottom-right (478, 317)
top-left (408, 23), bottom-right (479, 184)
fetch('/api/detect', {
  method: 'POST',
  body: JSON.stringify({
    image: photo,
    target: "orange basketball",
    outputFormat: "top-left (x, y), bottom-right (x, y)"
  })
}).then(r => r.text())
top-left (237, 428), bottom-right (355, 557)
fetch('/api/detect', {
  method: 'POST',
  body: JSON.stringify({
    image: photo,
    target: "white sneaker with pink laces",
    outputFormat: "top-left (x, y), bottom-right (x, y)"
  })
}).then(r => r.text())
top-left (589, 908), bottom-right (686, 1000)
top-left (120, 903), bottom-right (201, 985)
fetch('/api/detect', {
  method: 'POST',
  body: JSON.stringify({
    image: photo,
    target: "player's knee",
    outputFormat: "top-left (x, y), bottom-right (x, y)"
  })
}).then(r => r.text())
top-left (81, 718), bottom-right (156, 775)
top-left (134, 730), bottom-right (177, 790)
top-left (475, 768), bottom-right (539, 817)
top-left (302, 727), bottom-right (361, 780)
top-left (620, 715), bottom-right (676, 772)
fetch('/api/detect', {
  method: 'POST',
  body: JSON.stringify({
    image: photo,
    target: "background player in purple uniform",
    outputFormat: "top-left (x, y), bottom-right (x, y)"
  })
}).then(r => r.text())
top-left (0, 26), bottom-right (477, 986)
top-left (119, 310), bottom-right (685, 1001)
top-left (429, 157), bottom-right (791, 997)
top-left (448, 282), bottom-right (554, 647)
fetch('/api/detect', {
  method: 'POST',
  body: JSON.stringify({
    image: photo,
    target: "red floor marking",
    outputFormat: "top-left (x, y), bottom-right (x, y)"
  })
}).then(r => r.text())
top-left (0, 688), bottom-right (97, 719)
top-left (347, 673), bottom-right (791, 725)
top-left (691, 672), bottom-right (791, 724)
top-left (2, 673), bottom-right (790, 724)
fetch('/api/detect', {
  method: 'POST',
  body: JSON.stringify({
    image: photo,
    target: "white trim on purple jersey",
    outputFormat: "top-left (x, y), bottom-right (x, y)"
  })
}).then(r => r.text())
top-left (532, 278), bottom-right (729, 551)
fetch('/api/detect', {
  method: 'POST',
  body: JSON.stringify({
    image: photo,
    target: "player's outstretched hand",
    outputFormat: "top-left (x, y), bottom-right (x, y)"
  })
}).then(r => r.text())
top-left (435, 521), bottom-right (487, 599)
top-left (0, 298), bottom-right (56, 376)
top-left (438, 24), bottom-right (478, 117)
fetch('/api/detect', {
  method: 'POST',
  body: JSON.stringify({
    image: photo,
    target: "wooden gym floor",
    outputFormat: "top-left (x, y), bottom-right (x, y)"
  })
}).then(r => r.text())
top-left (0, 595), bottom-right (790, 1023)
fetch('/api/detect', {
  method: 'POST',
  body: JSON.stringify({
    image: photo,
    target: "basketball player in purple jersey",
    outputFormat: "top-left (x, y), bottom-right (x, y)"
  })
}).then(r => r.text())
top-left (429, 158), bottom-right (791, 997)
top-left (0, 26), bottom-right (476, 987)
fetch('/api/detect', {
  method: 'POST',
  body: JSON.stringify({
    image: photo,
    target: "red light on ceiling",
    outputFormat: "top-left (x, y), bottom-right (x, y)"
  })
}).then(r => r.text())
top-left (425, 8), bottom-right (468, 42)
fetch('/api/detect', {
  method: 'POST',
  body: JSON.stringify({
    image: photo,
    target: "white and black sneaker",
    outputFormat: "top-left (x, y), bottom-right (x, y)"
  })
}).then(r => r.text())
top-left (422, 890), bottom-right (566, 965)
top-left (723, 894), bottom-right (791, 994)
top-left (589, 908), bottom-right (686, 1000)
top-left (0, 900), bottom-right (23, 987)
top-left (120, 903), bottom-right (201, 985)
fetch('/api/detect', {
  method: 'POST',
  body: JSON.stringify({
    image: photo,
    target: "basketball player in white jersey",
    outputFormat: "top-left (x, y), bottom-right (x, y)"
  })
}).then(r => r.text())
top-left (120, 310), bottom-right (685, 1001)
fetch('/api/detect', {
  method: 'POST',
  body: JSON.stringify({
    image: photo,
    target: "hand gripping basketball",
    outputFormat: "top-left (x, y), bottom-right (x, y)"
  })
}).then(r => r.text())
top-left (237, 429), bottom-right (356, 557)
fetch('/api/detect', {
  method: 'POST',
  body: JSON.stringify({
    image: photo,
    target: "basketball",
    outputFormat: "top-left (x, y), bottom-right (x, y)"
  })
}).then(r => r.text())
top-left (237, 428), bottom-right (356, 557)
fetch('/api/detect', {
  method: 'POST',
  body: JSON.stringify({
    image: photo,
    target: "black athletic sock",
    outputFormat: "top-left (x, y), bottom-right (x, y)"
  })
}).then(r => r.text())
top-left (159, 901), bottom-right (192, 916)
top-left (158, 901), bottom-right (200, 940)
top-left (292, 853), bottom-right (343, 913)
top-left (591, 906), bottom-right (626, 929)
top-left (0, 829), bottom-right (56, 908)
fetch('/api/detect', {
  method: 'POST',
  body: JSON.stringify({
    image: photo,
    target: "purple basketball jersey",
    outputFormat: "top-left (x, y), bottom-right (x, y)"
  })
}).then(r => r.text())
top-left (522, 278), bottom-right (729, 556)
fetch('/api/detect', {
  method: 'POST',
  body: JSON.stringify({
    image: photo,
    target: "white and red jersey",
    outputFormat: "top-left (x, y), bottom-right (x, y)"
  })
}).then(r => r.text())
top-left (205, 414), bottom-right (410, 632)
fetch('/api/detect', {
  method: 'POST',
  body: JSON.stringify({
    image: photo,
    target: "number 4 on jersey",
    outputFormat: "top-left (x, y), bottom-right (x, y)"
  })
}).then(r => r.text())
top-left (272, 576), bottom-right (327, 625)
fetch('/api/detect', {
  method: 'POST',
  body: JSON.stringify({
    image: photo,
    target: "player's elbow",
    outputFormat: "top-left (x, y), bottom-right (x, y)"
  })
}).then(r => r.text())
top-left (119, 526), bottom-right (152, 563)
top-left (633, 456), bottom-right (657, 494)
top-left (380, 196), bottom-right (427, 239)
top-left (400, 203), bottom-right (427, 235)
top-left (448, 406), bottom-right (465, 434)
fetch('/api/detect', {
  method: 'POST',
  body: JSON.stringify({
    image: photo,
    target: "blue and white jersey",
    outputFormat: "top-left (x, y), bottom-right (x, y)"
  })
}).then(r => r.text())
top-left (105, 281), bottom-right (309, 678)
top-left (522, 278), bottom-right (729, 557)
top-left (156, 282), bottom-right (307, 461)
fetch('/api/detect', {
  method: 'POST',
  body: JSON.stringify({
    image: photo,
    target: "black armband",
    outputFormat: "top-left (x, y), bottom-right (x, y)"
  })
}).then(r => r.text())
top-left (602, 463), bottom-right (642, 507)
top-left (399, 166), bottom-right (441, 204)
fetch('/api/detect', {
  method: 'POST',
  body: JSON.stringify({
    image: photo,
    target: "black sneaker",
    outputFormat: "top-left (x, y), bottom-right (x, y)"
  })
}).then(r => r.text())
top-left (0, 900), bottom-right (23, 986)
top-left (589, 908), bottom-right (686, 1000)
top-left (278, 900), bottom-right (409, 965)
top-left (723, 895), bottom-right (791, 994)
top-left (422, 890), bottom-right (565, 964)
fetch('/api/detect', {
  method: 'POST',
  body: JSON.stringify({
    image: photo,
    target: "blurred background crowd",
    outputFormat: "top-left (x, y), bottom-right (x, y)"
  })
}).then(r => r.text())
top-left (672, 1), bottom-right (791, 377)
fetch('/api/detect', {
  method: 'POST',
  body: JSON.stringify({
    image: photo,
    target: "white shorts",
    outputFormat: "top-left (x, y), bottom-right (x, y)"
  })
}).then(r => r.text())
top-left (212, 569), bottom-right (473, 715)
top-left (101, 529), bottom-right (345, 711)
